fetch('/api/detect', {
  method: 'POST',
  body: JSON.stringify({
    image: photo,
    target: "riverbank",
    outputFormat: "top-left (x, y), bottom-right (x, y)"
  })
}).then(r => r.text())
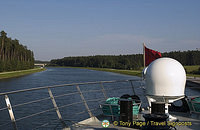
top-left (53, 66), bottom-right (200, 78)
top-left (53, 66), bottom-right (142, 77)
top-left (82, 66), bottom-right (200, 78)
top-left (83, 67), bottom-right (142, 77)
top-left (0, 68), bottom-right (46, 80)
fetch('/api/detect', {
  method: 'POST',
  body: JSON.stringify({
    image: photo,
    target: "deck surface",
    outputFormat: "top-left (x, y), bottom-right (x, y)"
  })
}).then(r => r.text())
top-left (67, 111), bottom-right (200, 130)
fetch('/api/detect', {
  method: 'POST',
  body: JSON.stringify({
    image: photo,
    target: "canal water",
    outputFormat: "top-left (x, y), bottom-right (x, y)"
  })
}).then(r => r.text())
top-left (0, 68), bottom-right (199, 130)
top-left (0, 67), bottom-right (141, 129)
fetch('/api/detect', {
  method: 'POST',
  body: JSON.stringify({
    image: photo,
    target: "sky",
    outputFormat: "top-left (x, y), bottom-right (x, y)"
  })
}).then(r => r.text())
top-left (0, 0), bottom-right (199, 61)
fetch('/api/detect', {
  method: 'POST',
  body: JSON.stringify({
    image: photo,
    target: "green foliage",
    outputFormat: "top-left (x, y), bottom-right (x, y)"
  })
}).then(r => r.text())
top-left (184, 65), bottom-right (200, 73)
top-left (184, 65), bottom-right (200, 75)
top-left (49, 50), bottom-right (200, 71)
top-left (162, 50), bottom-right (200, 65)
top-left (0, 30), bottom-right (34, 72)
top-left (50, 54), bottom-right (143, 70)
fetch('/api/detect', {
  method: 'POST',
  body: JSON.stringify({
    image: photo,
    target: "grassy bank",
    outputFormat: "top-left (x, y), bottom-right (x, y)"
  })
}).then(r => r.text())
top-left (184, 65), bottom-right (200, 77)
top-left (86, 67), bottom-right (142, 77)
top-left (0, 68), bottom-right (46, 79)
top-left (85, 66), bottom-right (200, 78)
top-left (60, 65), bottom-right (200, 78)
top-left (184, 65), bottom-right (199, 72)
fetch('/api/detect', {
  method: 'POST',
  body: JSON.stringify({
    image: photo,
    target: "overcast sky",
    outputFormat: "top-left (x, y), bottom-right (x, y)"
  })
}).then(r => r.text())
top-left (1, 0), bottom-right (199, 61)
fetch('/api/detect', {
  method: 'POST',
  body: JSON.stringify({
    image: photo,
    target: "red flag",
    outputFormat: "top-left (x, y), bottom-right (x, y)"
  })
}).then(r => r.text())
top-left (145, 46), bottom-right (162, 66)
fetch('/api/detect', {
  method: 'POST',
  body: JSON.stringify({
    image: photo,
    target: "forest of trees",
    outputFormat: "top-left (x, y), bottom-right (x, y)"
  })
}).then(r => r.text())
top-left (50, 54), bottom-right (143, 70)
top-left (50, 50), bottom-right (200, 70)
top-left (0, 30), bottom-right (34, 72)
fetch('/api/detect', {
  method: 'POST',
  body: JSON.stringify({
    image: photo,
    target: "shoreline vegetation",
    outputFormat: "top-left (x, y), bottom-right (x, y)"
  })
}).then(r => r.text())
top-left (50, 50), bottom-right (200, 71)
top-left (49, 50), bottom-right (199, 78)
top-left (0, 31), bottom-right (35, 72)
top-left (50, 65), bottom-right (200, 78)
top-left (85, 66), bottom-right (200, 78)
top-left (0, 68), bottom-right (46, 80)
top-left (0, 65), bottom-right (199, 80)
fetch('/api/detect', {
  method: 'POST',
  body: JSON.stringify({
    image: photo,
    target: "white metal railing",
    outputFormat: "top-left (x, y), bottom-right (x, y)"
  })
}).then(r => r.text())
top-left (0, 79), bottom-right (142, 130)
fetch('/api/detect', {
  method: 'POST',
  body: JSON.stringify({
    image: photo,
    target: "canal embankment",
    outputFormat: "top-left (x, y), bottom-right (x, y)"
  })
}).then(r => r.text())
top-left (85, 67), bottom-right (200, 87)
top-left (67, 67), bottom-right (200, 88)
top-left (0, 68), bottom-right (46, 79)
top-left (54, 66), bottom-right (199, 78)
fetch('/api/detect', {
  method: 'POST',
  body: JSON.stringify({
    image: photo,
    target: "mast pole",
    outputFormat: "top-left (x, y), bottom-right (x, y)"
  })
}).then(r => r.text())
top-left (143, 43), bottom-right (145, 68)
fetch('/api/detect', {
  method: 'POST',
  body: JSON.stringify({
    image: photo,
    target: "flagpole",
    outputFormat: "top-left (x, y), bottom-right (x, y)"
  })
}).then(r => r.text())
top-left (143, 43), bottom-right (145, 68)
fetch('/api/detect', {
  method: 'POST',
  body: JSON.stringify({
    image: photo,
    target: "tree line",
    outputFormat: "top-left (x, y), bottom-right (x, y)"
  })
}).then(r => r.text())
top-left (0, 30), bottom-right (34, 72)
top-left (50, 50), bottom-right (200, 71)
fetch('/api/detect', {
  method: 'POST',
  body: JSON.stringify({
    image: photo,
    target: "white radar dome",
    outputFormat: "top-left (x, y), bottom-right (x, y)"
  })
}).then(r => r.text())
top-left (145, 58), bottom-right (186, 97)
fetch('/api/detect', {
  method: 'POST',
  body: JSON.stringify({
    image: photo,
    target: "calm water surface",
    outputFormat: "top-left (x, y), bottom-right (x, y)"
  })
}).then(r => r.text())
top-left (0, 68), bottom-right (199, 130)
top-left (0, 67), bottom-right (141, 129)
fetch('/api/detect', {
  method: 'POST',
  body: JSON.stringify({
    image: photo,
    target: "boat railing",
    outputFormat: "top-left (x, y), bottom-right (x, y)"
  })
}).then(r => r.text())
top-left (0, 79), bottom-right (142, 130)
top-left (187, 96), bottom-right (200, 114)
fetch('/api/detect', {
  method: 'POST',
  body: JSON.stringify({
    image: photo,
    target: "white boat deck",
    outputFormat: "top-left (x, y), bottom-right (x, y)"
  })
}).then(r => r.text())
top-left (67, 111), bottom-right (200, 130)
